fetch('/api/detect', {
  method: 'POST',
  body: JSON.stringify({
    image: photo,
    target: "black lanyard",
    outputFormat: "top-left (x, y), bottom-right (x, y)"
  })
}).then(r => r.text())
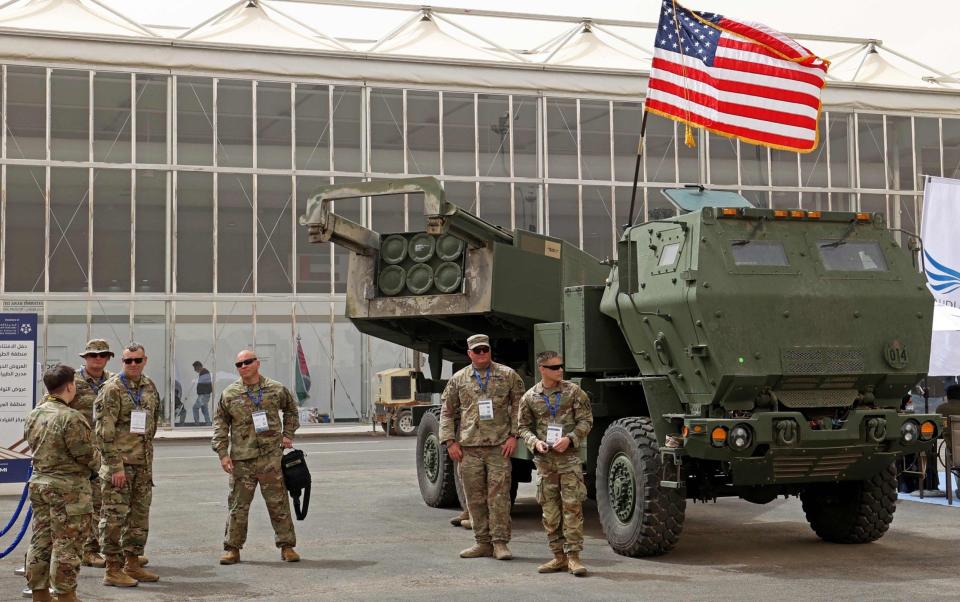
top-left (120, 374), bottom-right (143, 409)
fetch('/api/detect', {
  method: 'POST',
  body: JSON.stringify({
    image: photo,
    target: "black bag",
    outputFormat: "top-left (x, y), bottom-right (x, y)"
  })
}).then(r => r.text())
top-left (281, 449), bottom-right (311, 520)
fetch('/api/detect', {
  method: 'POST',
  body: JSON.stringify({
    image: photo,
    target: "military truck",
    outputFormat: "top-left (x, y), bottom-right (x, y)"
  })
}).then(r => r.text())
top-left (300, 177), bottom-right (941, 557)
top-left (373, 367), bottom-right (433, 436)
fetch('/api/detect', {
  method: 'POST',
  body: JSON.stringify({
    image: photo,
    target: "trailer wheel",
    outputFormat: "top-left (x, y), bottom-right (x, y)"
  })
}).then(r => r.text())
top-left (416, 409), bottom-right (459, 508)
top-left (597, 417), bottom-right (686, 557)
top-left (800, 462), bottom-right (897, 544)
top-left (395, 409), bottom-right (416, 437)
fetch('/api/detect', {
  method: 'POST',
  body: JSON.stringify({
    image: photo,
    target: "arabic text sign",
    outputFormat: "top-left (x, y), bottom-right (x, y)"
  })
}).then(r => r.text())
top-left (0, 313), bottom-right (37, 483)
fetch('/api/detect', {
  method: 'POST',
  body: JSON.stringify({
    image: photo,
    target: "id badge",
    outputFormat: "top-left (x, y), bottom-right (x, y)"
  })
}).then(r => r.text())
top-left (477, 399), bottom-right (494, 421)
top-left (546, 423), bottom-right (563, 446)
top-left (252, 410), bottom-right (269, 433)
top-left (130, 410), bottom-right (147, 435)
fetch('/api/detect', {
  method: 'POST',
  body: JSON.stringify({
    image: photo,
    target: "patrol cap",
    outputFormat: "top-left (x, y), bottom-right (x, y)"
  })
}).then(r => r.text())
top-left (79, 339), bottom-right (114, 358)
top-left (467, 334), bottom-right (490, 350)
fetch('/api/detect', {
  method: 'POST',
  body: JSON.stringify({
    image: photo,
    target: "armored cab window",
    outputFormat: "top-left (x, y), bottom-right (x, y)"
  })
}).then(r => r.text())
top-left (658, 242), bottom-right (681, 267)
top-left (817, 240), bottom-right (888, 271)
top-left (729, 241), bottom-right (789, 266)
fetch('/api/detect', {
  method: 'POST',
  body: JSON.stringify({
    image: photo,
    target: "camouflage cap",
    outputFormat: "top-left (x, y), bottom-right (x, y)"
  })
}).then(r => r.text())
top-left (467, 334), bottom-right (490, 350)
top-left (79, 339), bottom-right (114, 357)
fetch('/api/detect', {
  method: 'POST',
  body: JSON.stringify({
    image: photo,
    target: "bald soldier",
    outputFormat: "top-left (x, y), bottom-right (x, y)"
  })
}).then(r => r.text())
top-left (73, 339), bottom-right (114, 569)
top-left (439, 334), bottom-right (525, 561)
top-left (95, 343), bottom-right (162, 587)
top-left (213, 350), bottom-right (301, 564)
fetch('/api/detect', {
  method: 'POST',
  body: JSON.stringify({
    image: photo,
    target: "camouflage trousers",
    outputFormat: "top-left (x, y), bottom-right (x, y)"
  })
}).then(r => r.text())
top-left (26, 482), bottom-right (92, 594)
top-left (84, 476), bottom-right (102, 554)
top-left (224, 451), bottom-right (296, 550)
top-left (460, 445), bottom-right (511, 544)
top-left (535, 466), bottom-right (587, 554)
top-left (99, 464), bottom-right (153, 561)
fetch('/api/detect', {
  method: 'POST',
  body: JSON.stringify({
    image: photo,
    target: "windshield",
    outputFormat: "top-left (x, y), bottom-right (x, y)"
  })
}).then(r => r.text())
top-left (818, 240), bottom-right (888, 271)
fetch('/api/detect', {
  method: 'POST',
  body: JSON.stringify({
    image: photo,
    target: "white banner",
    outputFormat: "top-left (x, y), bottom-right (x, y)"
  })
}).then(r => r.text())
top-left (921, 176), bottom-right (960, 376)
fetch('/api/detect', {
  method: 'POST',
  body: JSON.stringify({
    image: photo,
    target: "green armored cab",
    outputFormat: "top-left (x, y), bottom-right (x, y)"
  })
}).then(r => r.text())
top-left (300, 177), bottom-right (940, 557)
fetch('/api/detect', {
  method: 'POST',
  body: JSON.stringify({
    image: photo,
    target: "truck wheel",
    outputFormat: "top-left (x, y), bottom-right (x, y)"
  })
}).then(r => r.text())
top-left (395, 409), bottom-right (416, 437)
top-left (597, 417), bottom-right (685, 557)
top-left (800, 462), bottom-right (897, 544)
top-left (416, 410), bottom-right (458, 508)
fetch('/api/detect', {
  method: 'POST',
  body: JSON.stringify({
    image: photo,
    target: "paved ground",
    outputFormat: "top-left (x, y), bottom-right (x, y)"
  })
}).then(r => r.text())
top-left (1, 434), bottom-right (958, 601)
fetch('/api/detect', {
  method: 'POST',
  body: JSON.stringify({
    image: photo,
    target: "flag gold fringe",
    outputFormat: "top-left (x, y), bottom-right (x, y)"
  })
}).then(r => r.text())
top-left (684, 124), bottom-right (696, 148)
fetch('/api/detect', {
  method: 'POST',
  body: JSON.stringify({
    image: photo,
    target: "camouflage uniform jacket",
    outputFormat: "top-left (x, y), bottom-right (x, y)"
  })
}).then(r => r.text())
top-left (517, 380), bottom-right (593, 472)
top-left (212, 377), bottom-right (300, 461)
top-left (74, 368), bottom-right (113, 427)
top-left (439, 362), bottom-right (524, 447)
top-left (95, 373), bottom-right (161, 474)
top-left (25, 395), bottom-right (98, 489)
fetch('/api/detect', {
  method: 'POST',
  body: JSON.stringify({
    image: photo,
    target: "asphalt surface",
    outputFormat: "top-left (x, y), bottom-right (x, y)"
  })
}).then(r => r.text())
top-left (1, 434), bottom-right (958, 601)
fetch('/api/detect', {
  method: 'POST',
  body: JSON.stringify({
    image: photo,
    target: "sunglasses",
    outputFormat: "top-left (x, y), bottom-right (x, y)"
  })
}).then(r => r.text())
top-left (540, 364), bottom-right (564, 371)
top-left (122, 357), bottom-right (145, 364)
top-left (85, 352), bottom-right (112, 359)
top-left (235, 358), bottom-right (258, 368)
top-left (470, 346), bottom-right (490, 354)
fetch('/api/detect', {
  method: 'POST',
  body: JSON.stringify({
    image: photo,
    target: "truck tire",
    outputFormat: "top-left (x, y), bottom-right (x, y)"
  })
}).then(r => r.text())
top-left (597, 417), bottom-right (685, 557)
top-left (395, 409), bottom-right (416, 437)
top-left (416, 410), bottom-right (459, 508)
top-left (800, 462), bottom-right (897, 544)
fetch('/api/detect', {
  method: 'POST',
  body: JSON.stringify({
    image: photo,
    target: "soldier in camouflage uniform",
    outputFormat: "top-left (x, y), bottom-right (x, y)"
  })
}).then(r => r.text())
top-left (73, 339), bottom-right (114, 569)
top-left (212, 349), bottom-right (300, 564)
top-left (95, 343), bottom-right (161, 587)
top-left (518, 351), bottom-right (593, 576)
top-left (439, 334), bottom-right (524, 561)
top-left (25, 364), bottom-right (98, 602)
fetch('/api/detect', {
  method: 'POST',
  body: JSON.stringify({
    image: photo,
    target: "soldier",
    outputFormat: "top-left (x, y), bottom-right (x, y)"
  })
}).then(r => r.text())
top-left (95, 343), bottom-right (161, 587)
top-left (73, 339), bottom-right (113, 570)
top-left (517, 351), bottom-right (593, 577)
top-left (439, 334), bottom-right (524, 560)
top-left (24, 364), bottom-right (98, 602)
top-left (212, 350), bottom-right (301, 564)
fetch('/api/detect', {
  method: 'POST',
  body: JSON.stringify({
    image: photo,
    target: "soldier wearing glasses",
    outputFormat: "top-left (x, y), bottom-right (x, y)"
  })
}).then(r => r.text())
top-left (439, 334), bottom-right (525, 561)
top-left (94, 342), bottom-right (161, 587)
top-left (73, 339), bottom-right (114, 569)
top-left (518, 350), bottom-right (593, 577)
top-left (212, 350), bottom-right (300, 565)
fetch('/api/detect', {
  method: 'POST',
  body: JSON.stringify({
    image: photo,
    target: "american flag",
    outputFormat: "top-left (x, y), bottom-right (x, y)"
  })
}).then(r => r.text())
top-left (646, 0), bottom-right (829, 153)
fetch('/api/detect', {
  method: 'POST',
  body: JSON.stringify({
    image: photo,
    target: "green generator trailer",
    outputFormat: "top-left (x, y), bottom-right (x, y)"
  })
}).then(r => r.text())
top-left (300, 177), bottom-right (940, 557)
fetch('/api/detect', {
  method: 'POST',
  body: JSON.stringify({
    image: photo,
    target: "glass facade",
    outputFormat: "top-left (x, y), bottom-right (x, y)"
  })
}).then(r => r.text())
top-left (1, 64), bottom-right (955, 424)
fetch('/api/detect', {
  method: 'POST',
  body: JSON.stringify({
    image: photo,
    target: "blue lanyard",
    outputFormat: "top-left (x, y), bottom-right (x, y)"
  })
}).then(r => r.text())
top-left (542, 392), bottom-right (561, 419)
top-left (120, 374), bottom-right (143, 409)
top-left (472, 367), bottom-right (491, 393)
top-left (245, 386), bottom-right (264, 408)
top-left (82, 368), bottom-right (106, 395)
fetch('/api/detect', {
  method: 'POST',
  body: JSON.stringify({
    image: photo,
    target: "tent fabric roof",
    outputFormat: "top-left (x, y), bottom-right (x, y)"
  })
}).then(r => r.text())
top-left (0, 0), bottom-right (956, 107)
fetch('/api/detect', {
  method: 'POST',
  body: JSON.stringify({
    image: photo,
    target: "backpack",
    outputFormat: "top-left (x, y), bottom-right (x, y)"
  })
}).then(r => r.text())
top-left (281, 448), bottom-right (311, 520)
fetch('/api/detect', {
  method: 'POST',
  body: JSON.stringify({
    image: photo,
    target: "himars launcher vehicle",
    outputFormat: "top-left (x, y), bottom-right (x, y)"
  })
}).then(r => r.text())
top-left (300, 177), bottom-right (940, 557)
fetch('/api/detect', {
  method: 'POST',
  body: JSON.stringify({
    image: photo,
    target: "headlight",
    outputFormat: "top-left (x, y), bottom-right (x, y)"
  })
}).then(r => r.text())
top-left (900, 420), bottom-right (919, 443)
top-left (919, 420), bottom-right (936, 441)
top-left (729, 425), bottom-right (753, 451)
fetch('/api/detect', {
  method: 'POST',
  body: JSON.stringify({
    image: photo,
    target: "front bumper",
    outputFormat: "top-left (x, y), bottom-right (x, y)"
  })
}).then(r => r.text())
top-left (679, 409), bottom-right (939, 486)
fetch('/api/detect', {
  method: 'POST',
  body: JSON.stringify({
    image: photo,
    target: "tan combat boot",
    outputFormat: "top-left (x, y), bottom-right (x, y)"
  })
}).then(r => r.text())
top-left (492, 542), bottom-right (512, 560)
top-left (81, 551), bottom-right (105, 568)
top-left (102, 560), bottom-right (137, 587)
top-left (566, 552), bottom-right (587, 576)
top-left (52, 590), bottom-right (80, 602)
top-left (537, 552), bottom-right (568, 573)
top-left (461, 519), bottom-right (473, 530)
top-left (219, 547), bottom-right (240, 565)
top-left (281, 547), bottom-right (300, 562)
top-left (31, 589), bottom-right (52, 602)
top-left (459, 543), bottom-right (493, 558)
top-left (450, 509), bottom-right (469, 526)
top-left (123, 555), bottom-right (159, 582)
top-left (138, 556), bottom-right (149, 567)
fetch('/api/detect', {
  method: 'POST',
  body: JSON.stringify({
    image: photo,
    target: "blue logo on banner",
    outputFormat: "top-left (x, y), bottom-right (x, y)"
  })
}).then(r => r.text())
top-left (925, 251), bottom-right (960, 295)
top-left (0, 313), bottom-right (38, 484)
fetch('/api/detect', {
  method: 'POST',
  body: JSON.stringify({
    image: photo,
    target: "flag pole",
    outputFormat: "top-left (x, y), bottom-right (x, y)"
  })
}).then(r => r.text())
top-left (625, 107), bottom-right (649, 230)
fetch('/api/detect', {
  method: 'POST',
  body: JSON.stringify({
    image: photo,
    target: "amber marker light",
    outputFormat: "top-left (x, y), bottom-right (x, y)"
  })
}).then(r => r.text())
top-left (773, 209), bottom-right (788, 218)
top-left (806, 211), bottom-right (822, 219)
top-left (693, 424), bottom-right (704, 434)
top-left (682, 425), bottom-right (690, 437)
top-left (920, 421), bottom-right (936, 440)
top-left (789, 210), bottom-right (805, 219)
top-left (856, 212), bottom-right (872, 222)
top-left (721, 208), bottom-right (738, 217)
top-left (710, 426), bottom-right (728, 447)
